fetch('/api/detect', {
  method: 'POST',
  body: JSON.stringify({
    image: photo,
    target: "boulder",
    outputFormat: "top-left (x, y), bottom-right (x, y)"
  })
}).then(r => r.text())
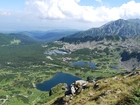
top-left (75, 80), bottom-right (88, 87)
top-left (71, 85), bottom-right (76, 95)
top-left (94, 82), bottom-right (99, 89)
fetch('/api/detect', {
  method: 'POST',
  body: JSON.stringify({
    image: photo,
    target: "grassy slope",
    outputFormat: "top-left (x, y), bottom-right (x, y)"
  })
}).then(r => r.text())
top-left (50, 74), bottom-right (140, 105)
top-left (0, 44), bottom-right (46, 67)
top-left (0, 36), bottom-right (139, 105)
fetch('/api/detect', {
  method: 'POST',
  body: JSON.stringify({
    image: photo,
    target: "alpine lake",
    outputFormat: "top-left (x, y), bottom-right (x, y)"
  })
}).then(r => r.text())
top-left (36, 72), bottom-right (81, 91)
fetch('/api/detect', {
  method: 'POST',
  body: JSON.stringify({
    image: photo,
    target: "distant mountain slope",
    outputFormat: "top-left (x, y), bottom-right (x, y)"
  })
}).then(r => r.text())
top-left (19, 30), bottom-right (79, 42)
top-left (61, 19), bottom-right (140, 40)
top-left (35, 31), bottom-right (78, 42)
top-left (0, 33), bottom-right (13, 45)
top-left (0, 33), bottom-right (38, 45)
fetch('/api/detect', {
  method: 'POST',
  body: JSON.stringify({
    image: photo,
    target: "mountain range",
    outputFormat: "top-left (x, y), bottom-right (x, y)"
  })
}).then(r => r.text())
top-left (1, 19), bottom-right (140, 44)
top-left (60, 19), bottom-right (140, 42)
top-left (0, 19), bottom-right (140, 105)
top-left (18, 29), bottom-right (79, 42)
top-left (0, 33), bottom-right (38, 45)
top-left (0, 29), bottom-right (79, 46)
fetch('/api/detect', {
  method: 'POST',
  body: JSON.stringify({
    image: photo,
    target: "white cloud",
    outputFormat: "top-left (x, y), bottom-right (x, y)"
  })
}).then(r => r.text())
top-left (120, 1), bottom-right (140, 18)
top-left (0, 11), bottom-right (11, 16)
top-left (95, 0), bottom-right (102, 3)
top-left (24, 0), bottom-right (140, 23)
top-left (74, 0), bottom-right (81, 3)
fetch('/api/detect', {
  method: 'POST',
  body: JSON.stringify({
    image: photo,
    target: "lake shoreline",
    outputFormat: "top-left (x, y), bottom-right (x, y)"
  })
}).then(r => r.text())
top-left (36, 72), bottom-right (81, 92)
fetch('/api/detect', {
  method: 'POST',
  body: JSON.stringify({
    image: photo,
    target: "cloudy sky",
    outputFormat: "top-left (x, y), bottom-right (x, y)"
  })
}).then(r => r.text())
top-left (0, 0), bottom-right (140, 31)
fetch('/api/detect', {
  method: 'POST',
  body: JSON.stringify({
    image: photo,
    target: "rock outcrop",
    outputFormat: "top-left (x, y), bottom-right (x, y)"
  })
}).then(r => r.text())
top-left (65, 80), bottom-right (88, 96)
top-left (50, 72), bottom-right (140, 105)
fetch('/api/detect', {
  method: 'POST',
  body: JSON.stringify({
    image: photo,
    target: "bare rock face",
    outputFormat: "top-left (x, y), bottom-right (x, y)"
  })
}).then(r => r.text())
top-left (94, 83), bottom-right (99, 89)
top-left (75, 80), bottom-right (88, 87)
top-left (65, 80), bottom-right (88, 97)
top-left (71, 85), bottom-right (76, 95)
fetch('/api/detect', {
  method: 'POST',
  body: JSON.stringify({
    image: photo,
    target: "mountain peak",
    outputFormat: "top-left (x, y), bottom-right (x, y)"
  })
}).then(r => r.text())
top-left (61, 19), bottom-right (140, 42)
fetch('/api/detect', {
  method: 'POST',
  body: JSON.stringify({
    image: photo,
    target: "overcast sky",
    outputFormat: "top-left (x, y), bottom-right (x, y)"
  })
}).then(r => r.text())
top-left (0, 0), bottom-right (140, 32)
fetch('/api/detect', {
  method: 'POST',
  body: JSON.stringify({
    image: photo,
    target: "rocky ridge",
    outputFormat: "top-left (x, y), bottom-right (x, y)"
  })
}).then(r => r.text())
top-left (48, 71), bottom-right (140, 105)
top-left (62, 19), bottom-right (140, 39)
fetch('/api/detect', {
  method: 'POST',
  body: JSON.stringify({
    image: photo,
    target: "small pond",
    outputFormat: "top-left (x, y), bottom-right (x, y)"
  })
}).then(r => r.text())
top-left (44, 50), bottom-right (68, 55)
top-left (36, 72), bottom-right (81, 91)
top-left (110, 66), bottom-right (119, 70)
top-left (71, 61), bottom-right (96, 68)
